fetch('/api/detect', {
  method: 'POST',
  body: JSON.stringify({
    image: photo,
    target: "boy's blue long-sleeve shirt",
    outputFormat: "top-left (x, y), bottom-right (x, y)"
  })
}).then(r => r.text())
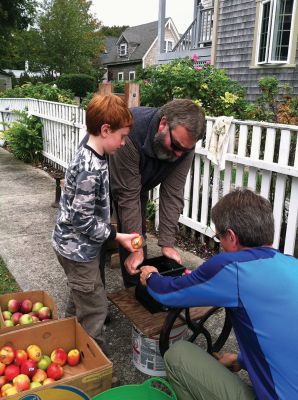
top-left (147, 247), bottom-right (298, 400)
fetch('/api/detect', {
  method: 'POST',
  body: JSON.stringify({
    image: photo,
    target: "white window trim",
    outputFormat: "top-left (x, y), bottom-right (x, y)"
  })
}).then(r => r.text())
top-left (164, 39), bottom-right (173, 52)
top-left (119, 43), bottom-right (127, 56)
top-left (118, 72), bottom-right (124, 81)
top-left (256, 0), bottom-right (296, 65)
top-left (129, 71), bottom-right (135, 81)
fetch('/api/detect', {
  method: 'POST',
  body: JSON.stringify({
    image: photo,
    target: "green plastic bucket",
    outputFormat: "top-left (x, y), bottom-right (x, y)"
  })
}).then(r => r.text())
top-left (92, 377), bottom-right (177, 400)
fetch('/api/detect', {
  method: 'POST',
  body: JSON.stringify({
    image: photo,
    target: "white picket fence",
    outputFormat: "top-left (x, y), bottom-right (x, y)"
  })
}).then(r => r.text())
top-left (1, 98), bottom-right (297, 256)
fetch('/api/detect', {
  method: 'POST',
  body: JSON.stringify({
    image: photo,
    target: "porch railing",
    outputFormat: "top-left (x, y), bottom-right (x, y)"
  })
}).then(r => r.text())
top-left (172, 6), bottom-right (213, 52)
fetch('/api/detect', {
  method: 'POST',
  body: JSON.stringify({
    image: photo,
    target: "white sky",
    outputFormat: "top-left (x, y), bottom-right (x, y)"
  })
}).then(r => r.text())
top-left (91, 0), bottom-right (194, 33)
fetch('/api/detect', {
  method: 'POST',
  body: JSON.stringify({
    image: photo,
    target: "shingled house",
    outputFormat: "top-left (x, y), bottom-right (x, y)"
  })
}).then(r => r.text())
top-left (102, 18), bottom-right (180, 82)
top-left (157, 0), bottom-right (298, 100)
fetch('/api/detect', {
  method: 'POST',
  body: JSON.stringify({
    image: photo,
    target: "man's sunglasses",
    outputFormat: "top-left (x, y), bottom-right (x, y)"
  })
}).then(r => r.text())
top-left (212, 230), bottom-right (228, 242)
top-left (168, 126), bottom-right (195, 153)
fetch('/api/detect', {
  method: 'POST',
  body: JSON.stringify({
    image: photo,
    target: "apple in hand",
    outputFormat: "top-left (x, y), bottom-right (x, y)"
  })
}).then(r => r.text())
top-left (67, 349), bottom-right (80, 366)
top-left (19, 313), bottom-right (33, 325)
top-left (131, 235), bottom-right (143, 249)
top-left (13, 373), bottom-right (31, 391)
top-left (20, 359), bottom-right (37, 378)
top-left (0, 346), bottom-right (15, 365)
top-left (20, 299), bottom-right (32, 313)
top-left (47, 363), bottom-right (63, 380)
top-left (4, 364), bottom-right (19, 382)
top-left (14, 349), bottom-right (28, 366)
top-left (7, 299), bottom-right (20, 313)
top-left (38, 306), bottom-right (51, 320)
top-left (2, 311), bottom-right (12, 320)
top-left (51, 347), bottom-right (67, 366)
top-left (11, 311), bottom-right (23, 325)
top-left (37, 355), bottom-right (51, 370)
top-left (32, 302), bottom-right (44, 314)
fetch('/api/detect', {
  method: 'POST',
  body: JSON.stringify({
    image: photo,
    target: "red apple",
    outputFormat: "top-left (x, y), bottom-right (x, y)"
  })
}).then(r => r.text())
top-left (13, 373), bottom-right (31, 391)
top-left (37, 355), bottom-right (51, 370)
top-left (20, 359), bottom-right (37, 378)
top-left (47, 363), bottom-right (63, 380)
top-left (11, 311), bottom-right (23, 325)
top-left (0, 361), bottom-right (5, 376)
top-left (32, 368), bottom-right (47, 383)
top-left (0, 375), bottom-right (6, 389)
top-left (32, 302), bottom-right (44, 314)
top-left (29, 311), bottom-right (37, 317)
top-left (7, 299), bottom-right (20, 313)
top-left (14, 349), bottom-right (28, 366)
top-left (4, 320), bottom-right (14, 327)
top-left (38, 306), bottom-right (51, 320)
top-left (19, 313), bottom-right (33, 325)
top-left (2, 311), bottom-right (12, 320)
top-left (20, 299), bottom-right (32, 313)
top-left (0, 346), bottom-right (15, 365)
top-left (43, 377), bottom-right (55, 385)
top-left (50, 347), bottom-right (67, 366)
top-left (67, 348), bottom-right (80, 366)
top-left (4, 364), bottom-right (19, 382)
top-left (27, 344), bottom-right (42, 362)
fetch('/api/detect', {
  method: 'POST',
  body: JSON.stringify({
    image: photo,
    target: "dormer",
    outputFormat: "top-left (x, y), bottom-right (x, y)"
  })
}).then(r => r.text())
top-left (117, 37), bottom-right (128, 57)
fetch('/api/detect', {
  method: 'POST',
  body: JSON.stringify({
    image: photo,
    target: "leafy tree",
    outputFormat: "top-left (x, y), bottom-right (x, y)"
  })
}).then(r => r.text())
top-left (27, 0), bottom-right (104, 76)
top-left (0, 0), bottom-right (37, 69)
top-left (100, 25), bottom-right (128, 37)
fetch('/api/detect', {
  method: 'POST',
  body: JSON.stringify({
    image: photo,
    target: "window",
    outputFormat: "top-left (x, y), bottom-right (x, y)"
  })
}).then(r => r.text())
top-left (164, 40), bottom-right (173, 52)
top-left (129, 71), bottom-right (135, 81)
top-left (118, 72), bottom-right (124, 81)
top-left (257, 0), bottom-right (295, 64)
top-left (119, 43), bottom-right (127, 56)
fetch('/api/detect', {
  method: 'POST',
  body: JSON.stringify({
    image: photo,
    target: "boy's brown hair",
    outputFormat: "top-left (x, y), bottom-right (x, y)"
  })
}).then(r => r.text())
top-left (86, 94), bottom-right (133, 136)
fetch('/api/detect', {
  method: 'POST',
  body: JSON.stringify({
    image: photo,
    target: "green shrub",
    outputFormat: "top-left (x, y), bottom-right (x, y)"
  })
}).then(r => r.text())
top-left (56, 74), bottom-right (97, 98)
top-left (3, 111), bottom-right (43, 163)
top-left (138, 57), bottom-right (249, 118)
top-left (80, 91), bottom-right (95, 109)
top-left (0, 82), bottom-right (75, 104)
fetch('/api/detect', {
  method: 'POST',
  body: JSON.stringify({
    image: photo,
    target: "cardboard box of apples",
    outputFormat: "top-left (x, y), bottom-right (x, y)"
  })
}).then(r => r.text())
top-left (0, 291), bottom-right (58, 332)
top-left (0, 317), bottom-right (112, 399)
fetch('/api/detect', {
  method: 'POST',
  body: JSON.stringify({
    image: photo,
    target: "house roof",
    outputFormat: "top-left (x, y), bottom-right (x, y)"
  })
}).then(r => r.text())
top-left (103, 19), bottom-right (170, 66)
top-left (100, 36), bottom-right (118, 63)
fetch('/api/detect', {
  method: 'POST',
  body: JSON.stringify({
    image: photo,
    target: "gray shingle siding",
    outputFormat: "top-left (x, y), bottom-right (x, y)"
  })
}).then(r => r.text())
top-left (215, 0), bottom-right (298, 101)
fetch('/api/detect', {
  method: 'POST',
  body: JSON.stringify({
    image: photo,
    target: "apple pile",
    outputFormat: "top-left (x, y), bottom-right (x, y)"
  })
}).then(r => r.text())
top-left (2, 299), bottom-right (52, 327)
top-left (0, 344), bottom-right (80, 397)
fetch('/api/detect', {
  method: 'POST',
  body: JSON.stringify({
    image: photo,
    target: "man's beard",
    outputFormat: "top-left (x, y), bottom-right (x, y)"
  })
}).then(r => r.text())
top-left (152, 131), bottom-right (179, 162)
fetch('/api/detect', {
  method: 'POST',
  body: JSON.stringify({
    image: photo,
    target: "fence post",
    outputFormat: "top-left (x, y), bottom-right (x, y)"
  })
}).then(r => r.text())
top-left (124, 83), bottom-right (140, 107)
top-left (98, 83), bottom-right (113, 95)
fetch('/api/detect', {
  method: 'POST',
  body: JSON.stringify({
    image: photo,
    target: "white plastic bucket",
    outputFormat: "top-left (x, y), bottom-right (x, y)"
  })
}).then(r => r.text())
top-left (132, 325), bottom-right (187, 376)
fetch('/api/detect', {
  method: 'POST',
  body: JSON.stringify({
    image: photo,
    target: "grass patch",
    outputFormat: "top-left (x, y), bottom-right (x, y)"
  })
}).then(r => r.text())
top-left (0, 256), bottom-right (21, 295)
